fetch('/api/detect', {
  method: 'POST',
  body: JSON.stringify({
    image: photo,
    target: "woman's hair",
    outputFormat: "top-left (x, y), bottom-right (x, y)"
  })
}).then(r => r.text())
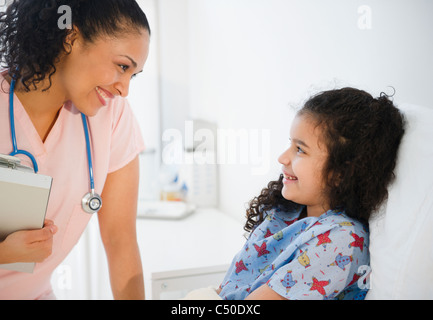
top-left (0, 0), bottom-right (151, 91)
top-left (245, 87), bottom-right (406, 232)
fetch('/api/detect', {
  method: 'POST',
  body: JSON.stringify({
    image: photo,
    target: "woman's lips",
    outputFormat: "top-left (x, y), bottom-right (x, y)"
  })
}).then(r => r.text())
top-left (95, 86), bottom-right (114, 106)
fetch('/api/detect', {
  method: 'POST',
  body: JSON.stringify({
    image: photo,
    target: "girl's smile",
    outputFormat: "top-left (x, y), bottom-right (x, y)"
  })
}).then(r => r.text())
top-left (278, 114), bottom-right (330, 217)
top-left (282, 170), bottom-right (298, 182)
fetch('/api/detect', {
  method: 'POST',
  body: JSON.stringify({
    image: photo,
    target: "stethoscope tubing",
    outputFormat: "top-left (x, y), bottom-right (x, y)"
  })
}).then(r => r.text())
top-left (9, 79), bottom-right (39, 173)
top-left (8, 77), bottom-right (100, 213)
top-left (81, 113), bottom-right (95, 192)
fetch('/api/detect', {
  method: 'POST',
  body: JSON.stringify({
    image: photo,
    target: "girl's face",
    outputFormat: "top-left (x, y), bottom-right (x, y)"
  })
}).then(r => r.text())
top-left (278, 114), bottom-right (330, 217)
top-left (56, 29), bottom-right (150, 116)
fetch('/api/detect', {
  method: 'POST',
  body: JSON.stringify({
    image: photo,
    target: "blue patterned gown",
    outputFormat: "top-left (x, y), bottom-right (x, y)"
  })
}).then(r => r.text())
top-left (219, 205), bottom-right (370, 300)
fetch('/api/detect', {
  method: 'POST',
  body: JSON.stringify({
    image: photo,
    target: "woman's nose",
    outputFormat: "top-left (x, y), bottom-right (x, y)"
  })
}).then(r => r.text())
top-left (113, 78), bottom-right (131, 97)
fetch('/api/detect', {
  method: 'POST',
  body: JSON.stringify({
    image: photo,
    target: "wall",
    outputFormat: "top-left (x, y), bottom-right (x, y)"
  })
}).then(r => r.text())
top-left (128, 0), bottom-right (161, 152)
top-left (176, 0), bottom-right (433, 221)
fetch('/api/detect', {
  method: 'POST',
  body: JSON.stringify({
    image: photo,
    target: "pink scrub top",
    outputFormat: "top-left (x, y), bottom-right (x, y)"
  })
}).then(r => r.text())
top-left (0, 72), bottom-right (145, 299)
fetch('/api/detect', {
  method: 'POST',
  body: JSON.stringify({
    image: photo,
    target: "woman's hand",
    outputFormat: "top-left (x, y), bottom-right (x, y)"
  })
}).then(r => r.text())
top-left (0, 220), bottom-right (57, 264)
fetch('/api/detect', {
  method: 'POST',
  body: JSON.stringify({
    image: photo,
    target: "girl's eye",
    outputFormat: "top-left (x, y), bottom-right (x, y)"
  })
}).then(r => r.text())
top-left (296, 146), bottom-right (305, 154)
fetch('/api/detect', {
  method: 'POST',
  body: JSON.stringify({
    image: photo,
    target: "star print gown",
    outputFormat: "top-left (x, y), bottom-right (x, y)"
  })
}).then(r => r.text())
top-left (218, 205), bottom-right (370, 300)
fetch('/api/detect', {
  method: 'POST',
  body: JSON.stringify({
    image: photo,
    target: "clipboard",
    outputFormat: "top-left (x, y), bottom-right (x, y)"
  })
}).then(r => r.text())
top-left (0, 154), bottom-right (52, 273)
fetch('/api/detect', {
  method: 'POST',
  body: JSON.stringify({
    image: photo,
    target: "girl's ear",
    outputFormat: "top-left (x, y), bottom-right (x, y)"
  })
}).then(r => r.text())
top-left (329, 161), bottom-right (353, 187)
top-left (328, 171), bottom-right (341, 187)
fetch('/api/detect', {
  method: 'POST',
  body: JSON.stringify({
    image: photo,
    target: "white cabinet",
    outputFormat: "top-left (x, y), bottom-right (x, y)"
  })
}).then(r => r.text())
top-left (137, 208), bottom-right (245, 300)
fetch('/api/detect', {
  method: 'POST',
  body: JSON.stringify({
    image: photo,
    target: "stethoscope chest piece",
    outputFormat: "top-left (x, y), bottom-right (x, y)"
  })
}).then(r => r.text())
top-left (82, 191), bottom-right (102, 214)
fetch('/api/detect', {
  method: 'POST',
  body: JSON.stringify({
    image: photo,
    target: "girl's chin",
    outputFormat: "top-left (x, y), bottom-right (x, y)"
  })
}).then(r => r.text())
top-left (281, 191), bottom-right (294, 202)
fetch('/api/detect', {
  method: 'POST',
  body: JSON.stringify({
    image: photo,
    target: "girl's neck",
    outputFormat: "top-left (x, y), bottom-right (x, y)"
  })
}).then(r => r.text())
top-left (306, 203), bottom-right (331, 218)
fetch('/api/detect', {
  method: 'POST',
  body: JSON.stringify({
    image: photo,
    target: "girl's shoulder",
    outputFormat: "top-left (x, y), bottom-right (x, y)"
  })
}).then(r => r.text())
top-left (315, 210), bottom-right (368, 233)
top-left (264, 204), bottom-right (303, 222)
top-left (257, 206), bottom-right (368, 248)
top-left (303, 210), bottom-right (370, 251)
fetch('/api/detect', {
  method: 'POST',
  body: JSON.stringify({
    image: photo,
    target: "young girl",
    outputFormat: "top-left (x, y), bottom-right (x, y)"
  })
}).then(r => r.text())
top-left (0, 0), bottom-right (150, 299)
top-left (218, 87), bottom-right (406, 300)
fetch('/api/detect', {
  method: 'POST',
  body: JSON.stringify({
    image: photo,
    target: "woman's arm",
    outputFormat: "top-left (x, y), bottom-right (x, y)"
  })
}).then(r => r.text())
top-left (98, 156), bottom-right (144, 300)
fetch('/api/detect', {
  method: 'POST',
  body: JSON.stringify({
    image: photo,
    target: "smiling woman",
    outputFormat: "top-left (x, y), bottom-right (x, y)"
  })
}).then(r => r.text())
top-left (0, 0), bottom-right (151, 300)
top-left (55, 29), bottom-right (149, 116)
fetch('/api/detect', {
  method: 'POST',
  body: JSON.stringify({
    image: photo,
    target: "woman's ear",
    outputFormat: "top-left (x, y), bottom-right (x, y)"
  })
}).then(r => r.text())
top-left (63, 25), bottom-right (80, 53)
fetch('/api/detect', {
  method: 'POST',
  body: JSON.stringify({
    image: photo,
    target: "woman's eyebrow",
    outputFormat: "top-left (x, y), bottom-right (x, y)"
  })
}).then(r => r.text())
top-left (121, 55), bottom-right (144, 74)
top-left (121, 55), bottom-right (138, 68)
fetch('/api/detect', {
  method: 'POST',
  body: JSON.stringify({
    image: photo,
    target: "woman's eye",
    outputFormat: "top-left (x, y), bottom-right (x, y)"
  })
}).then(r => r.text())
top-left (119, 65), bottom-right (129, 72)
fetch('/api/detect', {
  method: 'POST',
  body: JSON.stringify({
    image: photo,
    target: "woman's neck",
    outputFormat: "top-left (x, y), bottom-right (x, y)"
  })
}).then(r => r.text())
top-left (12, 75), bottom-right (66, 142)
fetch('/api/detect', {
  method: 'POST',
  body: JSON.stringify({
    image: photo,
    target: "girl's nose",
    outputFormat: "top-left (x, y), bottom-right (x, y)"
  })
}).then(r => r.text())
top-left (278, 148), bottom-right (291, 166)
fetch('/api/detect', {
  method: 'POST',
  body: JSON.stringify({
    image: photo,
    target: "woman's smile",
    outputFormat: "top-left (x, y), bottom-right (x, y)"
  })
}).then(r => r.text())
top-left (95, 86), bottom-right (115, 106)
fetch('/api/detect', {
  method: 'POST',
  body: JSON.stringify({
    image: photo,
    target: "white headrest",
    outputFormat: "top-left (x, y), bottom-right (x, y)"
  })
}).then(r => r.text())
top-left (366, 103), bottom-right (433, 299)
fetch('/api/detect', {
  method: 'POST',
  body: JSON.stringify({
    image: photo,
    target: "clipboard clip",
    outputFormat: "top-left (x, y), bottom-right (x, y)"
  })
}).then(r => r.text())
top-left (0, 154), bottom-right (23, 170)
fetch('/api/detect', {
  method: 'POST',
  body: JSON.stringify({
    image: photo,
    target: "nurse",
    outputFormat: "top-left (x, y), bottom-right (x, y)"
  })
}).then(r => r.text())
top-left (0, 0), bottom-right (150, 299)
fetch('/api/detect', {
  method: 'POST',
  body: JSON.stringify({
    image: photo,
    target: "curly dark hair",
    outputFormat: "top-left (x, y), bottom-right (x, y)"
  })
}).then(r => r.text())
top-left (245, 87), bottom-right (406, 232)
top-left (0, 0), bottom-right (151, 91)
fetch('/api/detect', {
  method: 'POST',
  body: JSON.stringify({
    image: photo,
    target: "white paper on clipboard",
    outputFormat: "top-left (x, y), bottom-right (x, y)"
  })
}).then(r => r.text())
top-left (0, 158), bottom-right (52, 274)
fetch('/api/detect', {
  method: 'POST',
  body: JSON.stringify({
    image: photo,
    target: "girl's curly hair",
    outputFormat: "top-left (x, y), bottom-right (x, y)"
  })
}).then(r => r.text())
top-left (245, 87), bottom-right (406, 232)
top-left (0, 0), bottom-right (151, 92)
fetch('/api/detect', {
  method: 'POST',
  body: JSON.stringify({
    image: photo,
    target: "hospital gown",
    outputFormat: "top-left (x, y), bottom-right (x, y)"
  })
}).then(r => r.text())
top-left (219, 205), bottom-right (370, 300)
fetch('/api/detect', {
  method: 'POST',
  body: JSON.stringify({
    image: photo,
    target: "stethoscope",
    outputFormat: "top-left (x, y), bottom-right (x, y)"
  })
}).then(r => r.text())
top-left (9, 78), bottom-right (102, 214)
